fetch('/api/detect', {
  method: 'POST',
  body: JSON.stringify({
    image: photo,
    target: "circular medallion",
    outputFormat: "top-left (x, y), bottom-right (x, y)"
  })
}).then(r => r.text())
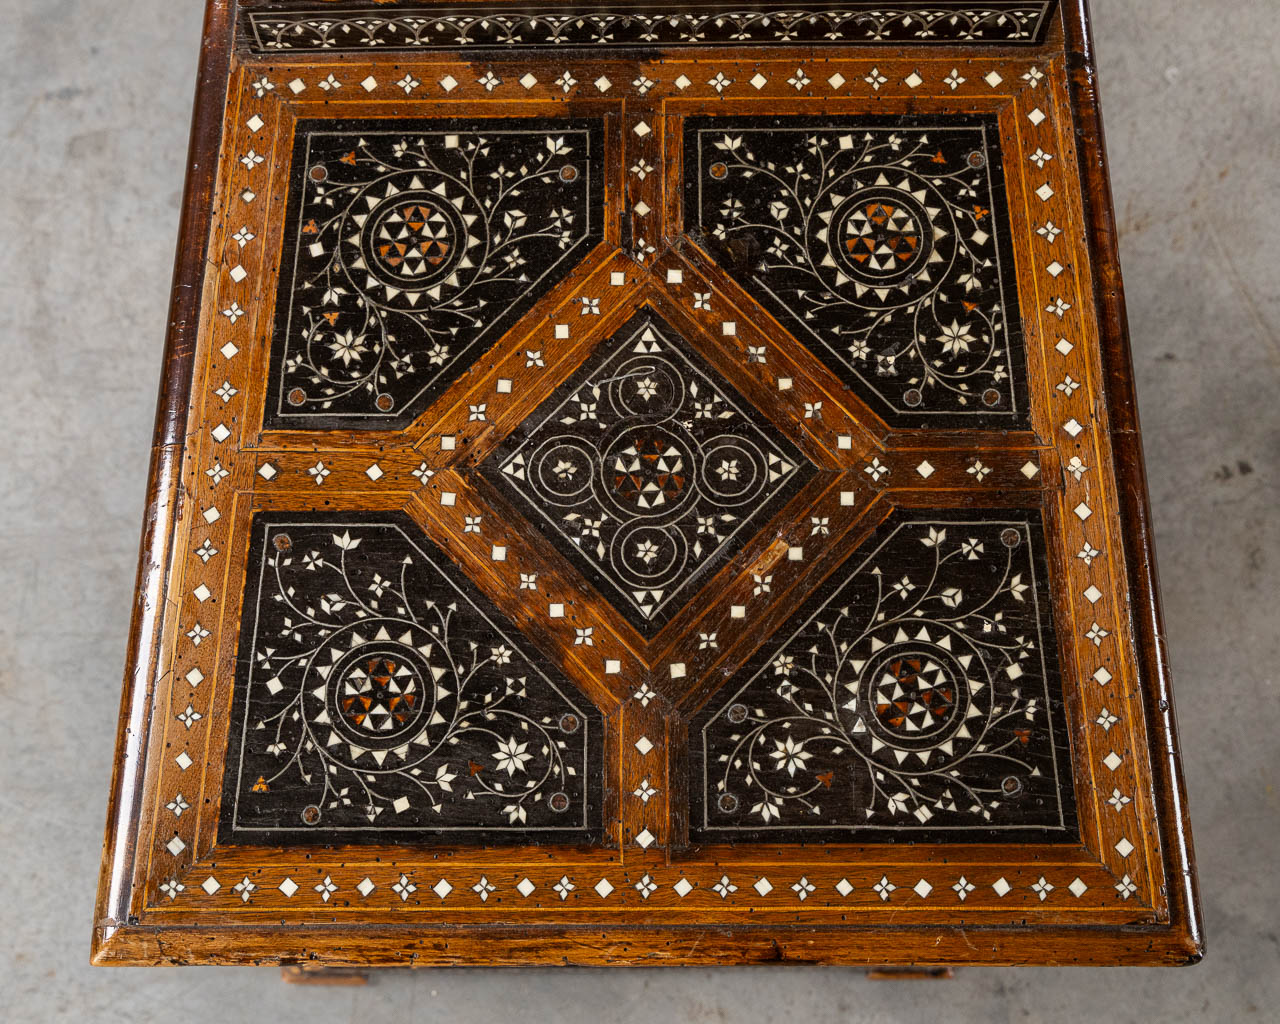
top-left (603, 427), bottom-right (694, 518)
top-left (366, 191), bottom-right (465, 288)
top-left (697, 436), bottom-right (770, 508)
top-left (608, 356), bottom-right (685, 419)
top-left (833, 189), bottom-right (931, 286)
top-left (301, 620), bottom-right (452, 771)
top-left (842, 627), bottom-right (993, 768)
top-left (812, 172), bottom-right (958, 309)
top-left (334, 648), bottom-right (426, 738)
top-left (527, 437), bottom-right (597, 507)
top-left (341, 171), bottom-right (483, 311)
top-left (862, 647), bottom-right (965, 748)
top-left (607, 520), bottom-right (690, 594)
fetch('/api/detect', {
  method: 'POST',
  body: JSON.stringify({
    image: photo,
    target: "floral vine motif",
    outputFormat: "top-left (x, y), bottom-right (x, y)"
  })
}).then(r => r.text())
top-left (223, 517), bottom-right (597, 840)
top-left (688, 118), bottom-right (1027, 425)
top-left (268, 120), bottom-right (601, 426)
top-left (247, 6), bottom-right (1054, 52)
top-left (695, 516), bottom-right (1072, 836)
top-left (483, 312), bottom-right (812, 635)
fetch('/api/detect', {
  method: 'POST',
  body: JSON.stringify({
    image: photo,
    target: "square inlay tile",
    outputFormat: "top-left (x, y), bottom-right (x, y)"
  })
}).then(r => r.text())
top-left (94, 0), bottom-right (1200, 970)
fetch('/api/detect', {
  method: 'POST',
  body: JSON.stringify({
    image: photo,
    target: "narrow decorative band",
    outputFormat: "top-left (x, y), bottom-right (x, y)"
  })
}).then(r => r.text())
top-left (244, 3), bottom-right (1058, 53)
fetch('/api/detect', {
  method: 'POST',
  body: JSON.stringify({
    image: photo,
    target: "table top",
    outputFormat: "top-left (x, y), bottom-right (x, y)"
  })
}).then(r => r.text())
top-left (93, 0), bottom-right (1202, 968)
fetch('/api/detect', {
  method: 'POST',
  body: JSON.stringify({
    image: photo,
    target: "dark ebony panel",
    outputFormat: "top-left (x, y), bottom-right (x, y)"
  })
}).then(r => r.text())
top-left (266, 117), bottom-right (604, 429)
top-left (220, 512), bottom-right (602, 844)
top-left (692, 509), bottom-right (1076, 842)
top-left (480, 309), bottom-right (815, 636)
top-left (685, 115), bottom-right (1029, 428)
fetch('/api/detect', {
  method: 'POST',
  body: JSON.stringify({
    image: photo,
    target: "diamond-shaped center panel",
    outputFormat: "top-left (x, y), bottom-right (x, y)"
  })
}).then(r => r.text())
top-left (481, 310), bottom-right (816, 636)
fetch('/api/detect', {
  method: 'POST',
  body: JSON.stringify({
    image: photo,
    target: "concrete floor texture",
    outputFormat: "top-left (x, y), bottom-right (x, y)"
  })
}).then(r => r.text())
top-left (1, 0), bottom-right (1276, 1020)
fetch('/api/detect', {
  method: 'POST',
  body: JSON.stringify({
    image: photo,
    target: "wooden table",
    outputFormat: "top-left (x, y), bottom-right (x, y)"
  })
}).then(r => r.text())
top-left (93, 0), bottom-right (1203, 969)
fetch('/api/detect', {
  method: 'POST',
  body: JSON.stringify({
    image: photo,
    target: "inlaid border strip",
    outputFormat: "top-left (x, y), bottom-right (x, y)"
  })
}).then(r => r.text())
top-left (139, 56), bottom-right (1147, 915)
top-left (242, 3), bottom-right (1059, 53)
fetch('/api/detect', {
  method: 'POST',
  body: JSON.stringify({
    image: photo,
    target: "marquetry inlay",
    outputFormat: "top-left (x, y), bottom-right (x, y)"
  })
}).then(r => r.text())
top-left (93, 0), bottom-right (1201, 969)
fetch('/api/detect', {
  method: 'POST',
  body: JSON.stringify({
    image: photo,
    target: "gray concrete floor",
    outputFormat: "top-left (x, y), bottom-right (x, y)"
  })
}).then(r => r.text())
top-left (2, 1), bottom-right (1277, 1020)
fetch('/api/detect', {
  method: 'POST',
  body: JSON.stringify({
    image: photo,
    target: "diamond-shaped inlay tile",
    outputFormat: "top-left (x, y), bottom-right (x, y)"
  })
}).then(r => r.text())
top-left (266, 117), bottom-right (604, 428)
top-left (483, 310), bottom-right (815, 635)
top-left (686, 115), bottom-right (1027, 426)
top-left (693, 511), bottom-right (1075, 839)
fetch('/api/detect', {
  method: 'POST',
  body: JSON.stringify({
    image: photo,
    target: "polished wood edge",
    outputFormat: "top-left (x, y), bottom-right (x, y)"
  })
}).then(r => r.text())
top-left (92, 919), bottom-right (1199, 968)
top-left (1061, 0), bottom-right (1203, 964)
top-left (91, 0), bottom-right (236, 958)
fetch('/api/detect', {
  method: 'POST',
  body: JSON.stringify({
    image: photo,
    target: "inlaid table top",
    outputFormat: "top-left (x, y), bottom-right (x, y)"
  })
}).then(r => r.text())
top-left (93, 0), bottom-right (1202, 968)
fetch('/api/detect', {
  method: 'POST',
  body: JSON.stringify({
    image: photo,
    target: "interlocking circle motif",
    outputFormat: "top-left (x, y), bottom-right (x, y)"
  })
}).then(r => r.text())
top-left (491, 317), bottom-right (806, 627)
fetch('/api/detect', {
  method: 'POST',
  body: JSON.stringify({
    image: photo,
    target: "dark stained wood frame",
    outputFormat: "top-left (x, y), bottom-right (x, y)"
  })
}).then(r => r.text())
top-left (93, 0), bottom-right (1202, 967)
